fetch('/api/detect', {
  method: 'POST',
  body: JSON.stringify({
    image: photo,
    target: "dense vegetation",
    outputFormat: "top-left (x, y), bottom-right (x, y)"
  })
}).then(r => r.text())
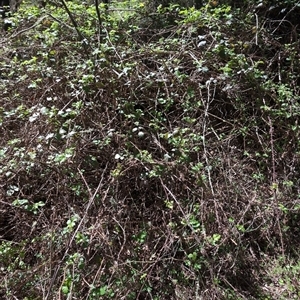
top-left (1, 0), bottom-right (300, 299)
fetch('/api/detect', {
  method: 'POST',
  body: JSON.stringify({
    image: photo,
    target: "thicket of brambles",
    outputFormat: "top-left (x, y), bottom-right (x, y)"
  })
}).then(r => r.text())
top-left (0, 0), bottom-right (300, 299)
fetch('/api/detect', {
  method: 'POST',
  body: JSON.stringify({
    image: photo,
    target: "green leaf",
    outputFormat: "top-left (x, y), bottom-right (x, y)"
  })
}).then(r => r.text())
top-left (61, 286), bottom-right (69, 295)
top-left (99, 286), bottom-right (107, 296)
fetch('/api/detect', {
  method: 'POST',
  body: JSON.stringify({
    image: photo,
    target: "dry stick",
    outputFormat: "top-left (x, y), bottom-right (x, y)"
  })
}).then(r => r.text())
top-left (160, 179), bottom-right (201, 245)
top-left (1, 13), bottom-right (80, 44)
top-left (112, 216), bottom-right (127, 264)
top-left (95, 0), bottom-right (104, 44)
top-left (271, 1), bottom-right (300, 35)
top-left (85, 258), bottom-right (105, 300)
top-left (278, 50), bottom-right (282, 84)
top-left (1, 15), bottom-right (48, 42)
top-left (268, 117), bottom-right (276, 186)
top-left (45, 163), bottom-right (108, 300)
top-left (202, 80), bottom-right (223, 228)
top-left (202, 80), bottom-right (215, 196)
top-left (59, 0), bottom-right (90, 55)
top-left (255, 13), bottom-right (259, 45)
top-left (268, 117), bottom-right (284, 256)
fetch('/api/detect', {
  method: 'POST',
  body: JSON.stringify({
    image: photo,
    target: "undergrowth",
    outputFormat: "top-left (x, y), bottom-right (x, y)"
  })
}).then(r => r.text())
top-left (0, 0), bottom-right (300, 299)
